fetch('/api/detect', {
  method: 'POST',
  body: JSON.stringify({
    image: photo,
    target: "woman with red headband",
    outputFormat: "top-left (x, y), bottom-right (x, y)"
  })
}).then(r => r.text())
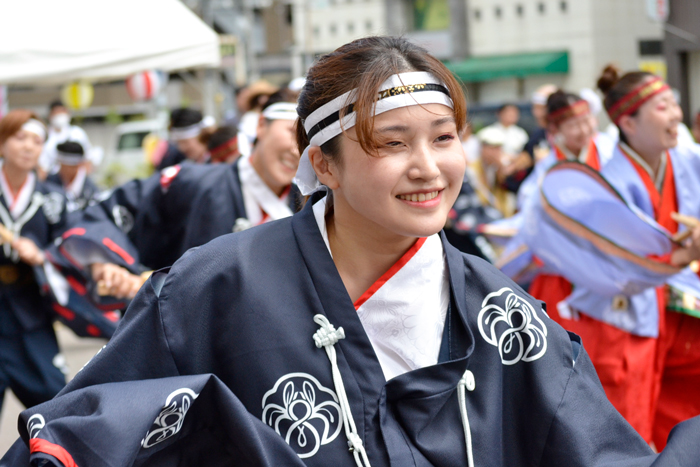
top-left (594, 66), bottom-right (700, 448)
top-left (523, 91), bottom-right (613, 317)
top-left (520, 65), bottom-right (700, 448)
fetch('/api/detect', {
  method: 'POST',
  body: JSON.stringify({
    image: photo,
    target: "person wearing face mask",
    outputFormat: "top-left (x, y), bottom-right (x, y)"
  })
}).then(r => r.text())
top-left (0, 110), bottom-right (71, 413)
top-left (45, 141), bottom-right (100, 212)
top-left (51, 88), bottom-right (303, 305)
top-left (38, 101), bottom-right (92, 178)
top-left (5, 37), bottom-right (700, 467)
top-left (518, 65), bottom-right (700, 448)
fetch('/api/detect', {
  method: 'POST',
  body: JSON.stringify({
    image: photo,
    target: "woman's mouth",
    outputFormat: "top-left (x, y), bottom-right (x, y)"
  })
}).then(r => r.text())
top-left (396, 190), bottom-right (441, 203)
top-left (280, 159), bottom-right (297, 171)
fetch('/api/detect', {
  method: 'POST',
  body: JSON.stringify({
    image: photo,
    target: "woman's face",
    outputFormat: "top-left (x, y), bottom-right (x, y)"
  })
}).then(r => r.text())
top-left (332, 103), bottom-right (466, 239)
top-left (624, 88), bottom-right (682, 153)
top-left (176, 136), bottom-right (207, 162)
top-left (552, 112), bottom-right (596, 154)
top-left (253, 118), bottom-right (300, 195)
top-left (1, 128), bottom-right (43, 172)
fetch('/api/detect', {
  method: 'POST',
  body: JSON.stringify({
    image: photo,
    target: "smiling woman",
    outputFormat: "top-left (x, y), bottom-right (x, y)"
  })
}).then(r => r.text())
top-left (5, 38), bottom-right (700, 467)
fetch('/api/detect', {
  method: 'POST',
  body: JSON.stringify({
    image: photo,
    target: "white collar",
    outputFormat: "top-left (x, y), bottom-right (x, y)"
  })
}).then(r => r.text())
top-left (311, 195), bottom-right (449, 381)
top-left (238, 156), bottom-right (293, 225)
top-left (620, 142), bottom-right (667, 192)
top-left (0, 163), bottom-right (36, 219)
top-left (66, 166), bottom-right (87, 199)
top-left (556, 141), bottom-right (589, 163)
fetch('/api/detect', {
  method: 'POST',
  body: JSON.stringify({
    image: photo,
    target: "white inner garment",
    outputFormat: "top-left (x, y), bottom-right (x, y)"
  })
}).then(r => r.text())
top-left (312, 196), bottom-right (449, 380)
top-left (0, 163), bottom-right (36, 219)
top-left (620, 141), bottom-right (667, 192)
top-left (66, 166), bottom-right (87, 200)
top-left (238, 156), bottom-right (293, 225)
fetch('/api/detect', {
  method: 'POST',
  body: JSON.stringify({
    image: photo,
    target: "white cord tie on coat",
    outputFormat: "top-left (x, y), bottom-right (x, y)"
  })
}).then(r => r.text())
top-left (313, 314), bottom-right (372, 467)
top-left (458, 369), bottom-right (476, 467)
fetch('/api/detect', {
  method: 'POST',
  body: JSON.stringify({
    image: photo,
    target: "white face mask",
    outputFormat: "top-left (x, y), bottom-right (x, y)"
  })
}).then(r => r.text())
top-left (50, 113), bottom-right (70, 130)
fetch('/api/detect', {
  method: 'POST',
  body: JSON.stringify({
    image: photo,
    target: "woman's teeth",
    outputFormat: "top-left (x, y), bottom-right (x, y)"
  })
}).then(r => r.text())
top-left (281, 159), bottom-right (296, 170)
top-left (397, 191), bottom-right (439, 202)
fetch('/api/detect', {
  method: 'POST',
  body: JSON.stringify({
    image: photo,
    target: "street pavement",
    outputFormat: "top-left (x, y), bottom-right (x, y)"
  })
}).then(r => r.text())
top-left (0, 324), bottom-right (106, 454)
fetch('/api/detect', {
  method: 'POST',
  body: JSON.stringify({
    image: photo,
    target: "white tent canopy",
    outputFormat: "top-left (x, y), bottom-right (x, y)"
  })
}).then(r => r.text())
top-left (0, 0), bottom-right (221, 86)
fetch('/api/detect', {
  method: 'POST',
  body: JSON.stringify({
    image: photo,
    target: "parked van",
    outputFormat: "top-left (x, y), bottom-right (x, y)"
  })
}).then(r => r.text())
top-left (95, 119), bottom-right (166, 188)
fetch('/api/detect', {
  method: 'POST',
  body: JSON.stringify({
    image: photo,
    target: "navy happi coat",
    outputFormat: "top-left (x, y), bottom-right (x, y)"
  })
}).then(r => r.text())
top-left (67, 160), bottom-right (301, 272)
top-left (4, 193), bottom-right (699, 466)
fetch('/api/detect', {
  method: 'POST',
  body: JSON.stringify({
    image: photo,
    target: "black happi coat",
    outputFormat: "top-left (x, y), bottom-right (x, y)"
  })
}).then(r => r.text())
top-left (66, 160), bottom-right (301, 272)
top-left (46, 172), bottom-right (100, 212)
top-left (4, 195), bottom-right (699, 466)
top-left (0, 180), bottom-right (69, 331)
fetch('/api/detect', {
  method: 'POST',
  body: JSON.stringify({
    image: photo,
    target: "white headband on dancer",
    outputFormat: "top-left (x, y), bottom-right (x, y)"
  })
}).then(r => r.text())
top-left (56, 151), bottom-right (85, 166)
top-left (21, 119), bottom-right (46, 142)
top-left (262, 102), bottom-right (299, 121)
top-left (170, 115), bottom-right (216, 141)
top-left (294, 71), bottom-right (454, 195)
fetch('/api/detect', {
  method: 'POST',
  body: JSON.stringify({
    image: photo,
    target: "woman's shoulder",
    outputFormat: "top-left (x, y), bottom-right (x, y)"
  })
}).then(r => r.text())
top-left (165, 217), bottom-right (297, 284)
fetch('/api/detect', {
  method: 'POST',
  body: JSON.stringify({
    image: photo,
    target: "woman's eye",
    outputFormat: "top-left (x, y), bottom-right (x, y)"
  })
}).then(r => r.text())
top-left (436, 134), bottom-right (455, 143)
top-left (384, 141), bottom-right (402, 147)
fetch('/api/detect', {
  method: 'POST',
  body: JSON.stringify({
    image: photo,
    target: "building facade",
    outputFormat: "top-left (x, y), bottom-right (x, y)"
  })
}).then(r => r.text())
top-left (664, 0), bottom-right (700, 125)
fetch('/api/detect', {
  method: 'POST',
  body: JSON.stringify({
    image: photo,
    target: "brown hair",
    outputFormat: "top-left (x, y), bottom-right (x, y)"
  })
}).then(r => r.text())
top-left (546, 90), bottom-right (582, 116)
top-left (295, 36), bottom-right (467, 162)
top-left (0, 109), bottom-right (43, 148)
top-left (596, 64), bottom-right (654, 118)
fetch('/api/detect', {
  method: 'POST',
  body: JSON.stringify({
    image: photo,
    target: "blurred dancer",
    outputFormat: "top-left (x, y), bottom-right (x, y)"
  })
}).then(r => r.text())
top-left (46, 141), bottom-right (100, 211)
top-left (156, 108), bottom-right (215, 169)
top-left (39, 100), bottom-right (92, 177)
top-left (522, 66), bottom-right (700, 447)
top-left (0, 110), bottom-right (69, 410)
top-left (199, 125), bottom-right (240, 164)
top-left (57, 90), bottom-right (302, 278)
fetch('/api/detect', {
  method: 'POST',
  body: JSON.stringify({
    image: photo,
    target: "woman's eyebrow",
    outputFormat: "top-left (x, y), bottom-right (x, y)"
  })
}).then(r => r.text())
top-left (376, 124), bottom-right (410, 133)
top-left (432, 116), bottom-right (456, 127)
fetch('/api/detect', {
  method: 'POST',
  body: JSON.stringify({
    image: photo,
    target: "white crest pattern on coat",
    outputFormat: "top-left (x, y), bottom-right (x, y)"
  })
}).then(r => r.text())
top-left (141, 388), bottom-right (199, 448)
top-left (262, 372), bottom-right (343, 459)
top-left (41, 192), bottom-right (64, 224)
top-left (27, 414), bottom-right (45, 439)
top-left (112, 204), bottom-right (134, 234)
top-left (478, 287), bottom-right (548, 365)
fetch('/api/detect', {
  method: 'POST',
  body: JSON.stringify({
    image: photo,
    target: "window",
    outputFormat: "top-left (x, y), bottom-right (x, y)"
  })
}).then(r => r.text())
top-left (348, 22), bottom-right (354, 34)
top-left (538, 2), bottom-right (545, 14)
top-left (495, 6), bottom-right (502, 18)
top-left (474, 8), bottom-right (481, 20)
top-left (560, 1), bottom-right (567, 13)
top-left (516, 4), bottom-right (523, 16)
top-left (329, 23), bottom-right (337, 35)
top-left (313, 26), bottom-right (320, 39)
top-left (639, 40), bottom-right (663, 56)
top-left (365, 20), bottom-right (373, 32)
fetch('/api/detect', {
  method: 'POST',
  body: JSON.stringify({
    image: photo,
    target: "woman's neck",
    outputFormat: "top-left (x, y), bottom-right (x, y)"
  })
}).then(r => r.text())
top-left (2, 164), bottom-right (29, 194)
top-left (327, 195), bottom-right (418, 303)
top-left (627, 142), bottom-right (664, 177)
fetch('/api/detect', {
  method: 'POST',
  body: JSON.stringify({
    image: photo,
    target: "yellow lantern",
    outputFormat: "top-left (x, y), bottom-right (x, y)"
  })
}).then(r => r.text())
top-left (60, 81), bottom-right (94, 110)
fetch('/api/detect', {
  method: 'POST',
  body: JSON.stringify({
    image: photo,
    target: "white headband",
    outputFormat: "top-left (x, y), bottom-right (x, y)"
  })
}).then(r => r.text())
top-left (21, 119), bottom-right (46, 142)
top-left (262, 102), bottom-right (298, 121)
top-left (294, 71), bottom-right (453, 196)
top-left (170, 115), bottom-right (216, 141)
top-left (56, 151), bottom-right (85, 165)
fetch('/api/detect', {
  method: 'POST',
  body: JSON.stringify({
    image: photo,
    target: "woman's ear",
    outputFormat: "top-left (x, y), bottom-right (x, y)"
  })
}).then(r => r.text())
top-left (255, 114), bottom-right (269, 140)
top-left (617, 114), bottom-right (636, 139)
top-left (309, 146), bottom-right (340, 190)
